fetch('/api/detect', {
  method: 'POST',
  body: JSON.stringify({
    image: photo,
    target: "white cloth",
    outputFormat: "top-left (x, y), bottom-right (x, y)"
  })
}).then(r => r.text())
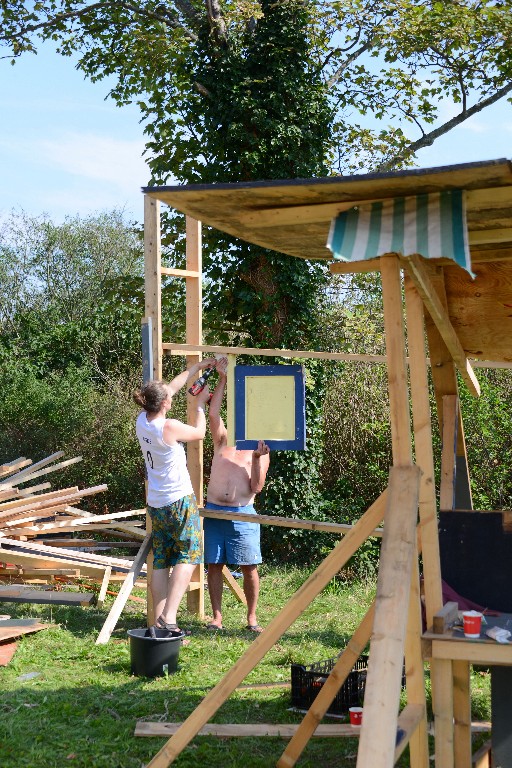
top-left (485, 626), bottom-right (511, 644)
top-left (135, 412), bottom-right (193, 507)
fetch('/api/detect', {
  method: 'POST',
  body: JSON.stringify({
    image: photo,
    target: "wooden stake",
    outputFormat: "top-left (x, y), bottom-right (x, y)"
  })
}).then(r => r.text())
top-left (95, 534), bottom-right (152, 645)
top-left (356, 466), bottom-right (420, 768)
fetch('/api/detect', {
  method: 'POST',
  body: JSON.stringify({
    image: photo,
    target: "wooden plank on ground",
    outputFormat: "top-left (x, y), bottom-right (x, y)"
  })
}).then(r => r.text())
top-left (0, 587), bottom-right (95, 606)
top-left (95, 533), bottom-right (152, 645)
top-left (144, 490), bottom-right (387, 768)
top-left (0, 618), bottom-right (52, 642)
top-left (356, 466), bottom-right (420, 768)
top-left (136, 722), bottom-right (362, 738)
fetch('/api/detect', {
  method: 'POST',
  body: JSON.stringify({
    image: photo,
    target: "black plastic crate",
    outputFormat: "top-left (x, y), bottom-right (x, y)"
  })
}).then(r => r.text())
top-left (291, 654), bottom-right (368, 716)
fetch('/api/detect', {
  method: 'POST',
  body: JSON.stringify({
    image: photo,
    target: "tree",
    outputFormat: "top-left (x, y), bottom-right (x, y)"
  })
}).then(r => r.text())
top-left (2, 0), bottom-right (512, 543)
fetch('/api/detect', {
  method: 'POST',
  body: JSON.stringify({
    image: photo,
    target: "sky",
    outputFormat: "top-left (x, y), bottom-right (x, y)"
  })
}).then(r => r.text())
top-left (1, 42), bottom-right (511, 224)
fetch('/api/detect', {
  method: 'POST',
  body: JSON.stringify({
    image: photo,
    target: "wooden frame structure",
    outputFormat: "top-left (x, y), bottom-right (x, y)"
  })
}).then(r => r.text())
top-left (142, 158), bottom-right (512, 767)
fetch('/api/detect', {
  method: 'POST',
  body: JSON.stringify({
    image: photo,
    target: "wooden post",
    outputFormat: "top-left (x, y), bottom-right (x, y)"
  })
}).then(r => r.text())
top-left (185, 216), bottom-right (205, 617)
top-left (356, 466), bottom-right (420, 768)
top-left (404, 275), bottom-right (443, 626)
top-left (423, 266), bottom-right (473, 509)
top-left (144, 196), bottom-right (162, 380)
top-left (144, 195), bottom-right (162, 625)
top-left (432, 658), bottom-right (455, 768)
top-left (440, 395), bottom-right (458, 511)
top-left (404, 553), bottom-right (429, 768)
top-left (380, 255), bottom-right (412, 466)
top-left (453, 660), bottom-right (472, 767)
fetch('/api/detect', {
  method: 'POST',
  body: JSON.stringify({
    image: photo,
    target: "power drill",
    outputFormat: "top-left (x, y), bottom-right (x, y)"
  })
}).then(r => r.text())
top-left (188, 365), bottom-right (216, 396)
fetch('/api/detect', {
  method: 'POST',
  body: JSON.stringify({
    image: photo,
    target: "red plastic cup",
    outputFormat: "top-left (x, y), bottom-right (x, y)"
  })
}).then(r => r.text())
top-left (463, 611), bottom-right (483, 638)
top-left (349, 706), bottom-right (363, 726)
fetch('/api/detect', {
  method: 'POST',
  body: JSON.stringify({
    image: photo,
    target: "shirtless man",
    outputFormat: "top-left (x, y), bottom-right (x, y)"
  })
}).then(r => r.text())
top-left (204, 357), bottom-right (270, 632)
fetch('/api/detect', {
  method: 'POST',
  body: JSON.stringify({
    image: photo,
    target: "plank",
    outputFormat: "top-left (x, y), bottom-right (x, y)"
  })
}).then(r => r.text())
top-left (432, 657), bottom-right (455, 768)
top-left (0, 536), bottom-right (143, 571)
top-left (136, 722), bottom-right (362, 738)
top-left (0, 618), bottom-right (52, 642)
top-left (453, 660), bottom-right (472, 768)
top-left (380, 255), bottom-right (412, 465)
top-left (1, 452), bottom-right (64, 485)
top-left (0, 486), bottom-right (79, 516)
top-left (394, 704), bottom-right (426, 763)
top-left (95, 533), bottom-right (152, 645)
top-left (164, 341), bottom-right (388, 364)
top-left (277, 600), bottom-right (375, 768)
top-left (0, 456), bottom-right (82, 489)
top-left (439, 394), bottom-right (458, 511)
top-left (356, 466), bottom-right (420, 768)
top-left (0, 458), bottom-right (31, 478)
top-left (144, 195), bottom-right (162, 380)
top-left (433, 602), bottom-right (459, 635)
top-left (404, 274), bottom-right (443, 628)
top-left (185, 215), bottom-right (204, 619)
top-left (221, 565), bottom-right (247, 605)
top-left (0, 587), bottom-right (95, 606)
top-left (96, 565), bottom-right (112, 608)
top-left (144, 490), bottom-right (388, 768)
top-left (200, 508), bottom-right (383, 536)
top-left (402, 254), bottom-right (480, 396)
top-left (0, 547), bottom-right (107, 578)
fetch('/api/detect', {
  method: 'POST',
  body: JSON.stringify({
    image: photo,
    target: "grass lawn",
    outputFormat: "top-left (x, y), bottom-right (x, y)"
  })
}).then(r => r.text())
top-left (0, 566), bottom-right (491, 767)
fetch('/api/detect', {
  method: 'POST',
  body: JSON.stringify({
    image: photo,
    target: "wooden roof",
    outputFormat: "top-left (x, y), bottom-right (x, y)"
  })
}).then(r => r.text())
top-left (144, 158), bottom-right (512, 362)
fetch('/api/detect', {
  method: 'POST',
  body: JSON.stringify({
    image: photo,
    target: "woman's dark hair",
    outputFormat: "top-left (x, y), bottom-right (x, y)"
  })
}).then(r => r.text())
top-left (133, 381), bottom-right (169, 414)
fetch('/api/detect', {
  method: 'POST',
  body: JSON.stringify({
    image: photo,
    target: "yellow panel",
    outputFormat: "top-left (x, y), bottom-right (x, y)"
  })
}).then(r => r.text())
top-left (245, 376), bottom-right (295, 440)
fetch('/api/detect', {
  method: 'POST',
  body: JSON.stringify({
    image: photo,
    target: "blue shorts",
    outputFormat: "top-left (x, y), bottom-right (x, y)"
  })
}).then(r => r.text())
top-left (203, 502), bottom-right (262, 566)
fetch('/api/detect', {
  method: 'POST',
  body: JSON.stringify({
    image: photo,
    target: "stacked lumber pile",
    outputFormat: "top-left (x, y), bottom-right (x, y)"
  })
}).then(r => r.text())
top-left (0, 453), bottom-right (148, 605)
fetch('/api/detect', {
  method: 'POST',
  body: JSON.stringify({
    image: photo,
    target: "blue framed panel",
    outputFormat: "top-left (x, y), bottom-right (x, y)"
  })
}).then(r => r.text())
top-left (234, 365), bottom-right (306, 450)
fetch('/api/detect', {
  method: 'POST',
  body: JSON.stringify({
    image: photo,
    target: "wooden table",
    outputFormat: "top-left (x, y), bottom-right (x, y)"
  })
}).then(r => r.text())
top-left (423, 614), bottom-right (512, 768)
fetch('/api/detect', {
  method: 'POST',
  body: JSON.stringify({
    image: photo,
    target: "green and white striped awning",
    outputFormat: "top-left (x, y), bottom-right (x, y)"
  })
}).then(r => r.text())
top-left (327, 189), bottom-right (473, 274)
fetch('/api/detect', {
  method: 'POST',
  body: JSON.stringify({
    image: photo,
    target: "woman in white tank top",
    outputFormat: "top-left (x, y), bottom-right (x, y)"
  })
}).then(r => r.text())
top-left (133, 359), bottom-right (216, 635)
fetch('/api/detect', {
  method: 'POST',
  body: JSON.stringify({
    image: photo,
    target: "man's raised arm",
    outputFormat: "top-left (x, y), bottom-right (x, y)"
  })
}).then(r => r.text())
top-left (209, 356), bottom-right (228, 446)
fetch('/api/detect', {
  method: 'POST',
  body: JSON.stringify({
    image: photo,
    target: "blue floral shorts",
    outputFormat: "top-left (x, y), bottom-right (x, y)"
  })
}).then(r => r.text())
top-left (147, 494), bottom-right (202, 569)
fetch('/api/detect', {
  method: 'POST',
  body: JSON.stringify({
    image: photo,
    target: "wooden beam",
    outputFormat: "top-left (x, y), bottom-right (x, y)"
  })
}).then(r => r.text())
top-left (394, 704), bottom-right (426, 763)
top-left (95, 533), bottom-right (152, 645)
top-left (200, 507), bottom-right (383, 536)
top-left (356, 468), bottom-right (420, 768)
top-left (144, 195), bottom-right (162, 380)
top-left (453, 660), bottom-right (472, 768)
top-left (136, 722), bottom-right (362, 738)
top-left (144, 490), bottom-right (388, 768)
top-left (329, 257), bottom-right (381, 275)
top-left (0, 452), bottom-right (64, 486)
top-left (185, 215), bottom-right (204, 618)
top-left (432, 657), bottom-right (455, 768)
top-left (0, 456), bottom-right (83, 490)
top-left (277, 600), bottom-right (375, 768)
top-left (402, 254), bottom-right (480, 397)
top-left (440, 395), bottom-right (458, 511)
top-left (468, 227), bottom-right (512, 246)
top-left (422, 266), bottom-right (473, 507)
top-left (221, 566), bottom-right (247, 605)
top-left (164, 341), bottom-right (387, 364)
top-left (403, 555), bottom-right (429, 768)
top-left (404, 275), bottom-right (443, 628)
top-left (238, 198), bottom-right (374, 228)
top-left (380, 254), bottom-right (413, 466)
top-left (96, 565), bottom-right (112, 608)
top-left (161, 267), bottom-right (200, 278)
top-left (433, 602), bottom-right (459, 635)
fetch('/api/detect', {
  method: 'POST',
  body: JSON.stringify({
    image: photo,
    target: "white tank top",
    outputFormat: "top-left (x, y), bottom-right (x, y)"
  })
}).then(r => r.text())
top-left (135, 412), bottom-right (193, 507)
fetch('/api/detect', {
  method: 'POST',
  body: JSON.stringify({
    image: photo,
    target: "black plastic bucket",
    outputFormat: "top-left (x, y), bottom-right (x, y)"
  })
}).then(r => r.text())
top-left (127, 628), bottom-right (184, 678)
